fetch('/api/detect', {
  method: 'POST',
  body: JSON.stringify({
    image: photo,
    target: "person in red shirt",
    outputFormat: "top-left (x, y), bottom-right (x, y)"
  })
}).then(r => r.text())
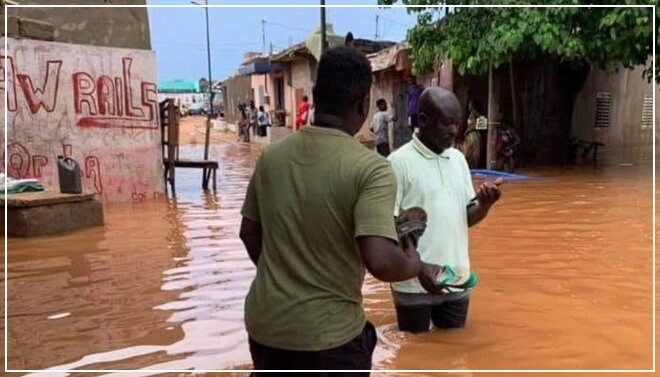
top-left (295, 95), bottom-right (311, 130)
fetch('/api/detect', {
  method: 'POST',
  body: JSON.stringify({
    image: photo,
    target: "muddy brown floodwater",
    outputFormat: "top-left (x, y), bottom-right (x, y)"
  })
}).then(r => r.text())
top-left (1, 140), bottom-right (654, 377)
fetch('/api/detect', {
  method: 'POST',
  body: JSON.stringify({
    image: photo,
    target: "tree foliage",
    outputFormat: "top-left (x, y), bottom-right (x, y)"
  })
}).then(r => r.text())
top-left (379, 0), bottom-right (656, 81)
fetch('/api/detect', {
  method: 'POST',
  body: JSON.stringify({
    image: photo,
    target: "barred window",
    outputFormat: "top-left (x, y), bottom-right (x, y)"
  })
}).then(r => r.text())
top-left (595, 92), bottom-right (611, 128)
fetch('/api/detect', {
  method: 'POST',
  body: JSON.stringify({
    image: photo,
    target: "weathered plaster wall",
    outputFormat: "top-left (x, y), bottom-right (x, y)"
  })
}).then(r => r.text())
top-left (1, 37), bottom-right (164, 202)
top-left (571, 64), bottom-right (654, 165)
top-left (2, 0), bottom-right (151, 50)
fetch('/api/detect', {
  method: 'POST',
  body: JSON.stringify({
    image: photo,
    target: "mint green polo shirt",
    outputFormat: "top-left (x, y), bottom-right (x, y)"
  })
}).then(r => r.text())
top-left (388, 136), bottom-right (475, 294)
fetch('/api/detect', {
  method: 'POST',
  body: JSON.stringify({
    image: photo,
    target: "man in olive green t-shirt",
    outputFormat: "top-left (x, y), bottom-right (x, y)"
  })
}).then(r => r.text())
top-left (240, 47), bottom-right (440, 376)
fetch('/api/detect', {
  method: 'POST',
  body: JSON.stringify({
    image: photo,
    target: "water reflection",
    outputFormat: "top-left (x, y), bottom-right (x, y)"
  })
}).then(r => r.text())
top-left (2, 141), bottom-right (654, 375)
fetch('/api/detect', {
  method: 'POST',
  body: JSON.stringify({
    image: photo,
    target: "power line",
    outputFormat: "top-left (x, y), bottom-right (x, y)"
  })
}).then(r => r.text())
top-left (263, 20), bottom-right (310, 34)
top-left (378, 15), bottom-right (411, 29)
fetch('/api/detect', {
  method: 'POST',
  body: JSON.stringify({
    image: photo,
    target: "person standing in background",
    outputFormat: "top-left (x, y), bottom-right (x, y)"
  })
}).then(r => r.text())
top-left (345, 32), bottom-right (355, 48)
top-left (461, 99), bottom-right (483, 168)
top-left (372, 98), bottom-right (396, 157)
top-left (248, 100), bottom-right (258, 138)
top-left (407, 77), bottom-right (424, 135)
top-left (295, 95), bottom-right (311, 130)
top-left (257, 106), bottom-right (271, 137)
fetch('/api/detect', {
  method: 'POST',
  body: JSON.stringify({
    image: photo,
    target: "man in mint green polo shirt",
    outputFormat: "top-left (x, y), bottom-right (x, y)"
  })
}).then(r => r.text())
top-left (239, 47), bottom-right (441, 375)
top-left (388, 87), bottom-right (502, 333)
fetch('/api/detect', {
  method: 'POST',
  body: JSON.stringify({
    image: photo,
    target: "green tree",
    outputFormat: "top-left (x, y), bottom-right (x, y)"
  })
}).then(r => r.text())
top-left (379, 0), bottom-right (656, 81)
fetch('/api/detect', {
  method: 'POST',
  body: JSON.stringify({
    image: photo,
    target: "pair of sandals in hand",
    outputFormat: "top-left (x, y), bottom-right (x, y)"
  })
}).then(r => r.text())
top-left (395, 207), bottom-right (479, 291)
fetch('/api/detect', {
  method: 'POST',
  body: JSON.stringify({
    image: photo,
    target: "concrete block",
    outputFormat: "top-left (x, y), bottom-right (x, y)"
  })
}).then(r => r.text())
top-left (5, 200), bottom-right (104, 237)
top-left (7, 16), bottom-right (20, 38)
top-left (18, 18), bottom-right (55, 41)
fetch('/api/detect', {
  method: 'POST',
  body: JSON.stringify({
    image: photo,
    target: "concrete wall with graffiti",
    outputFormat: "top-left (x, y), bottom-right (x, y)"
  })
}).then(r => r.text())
top-left (1, 37), bottom-right (165, 202)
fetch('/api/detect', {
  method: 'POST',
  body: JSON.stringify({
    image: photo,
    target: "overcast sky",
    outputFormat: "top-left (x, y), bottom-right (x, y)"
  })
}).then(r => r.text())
top-left (147, 0), bottom-right (421, 82)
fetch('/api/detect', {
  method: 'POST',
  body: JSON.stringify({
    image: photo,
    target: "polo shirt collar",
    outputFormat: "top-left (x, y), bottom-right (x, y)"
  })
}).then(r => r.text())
top-left (412, 135), bottom-right (451, 159)
top-left (303, 125), bottom-right (353, 139)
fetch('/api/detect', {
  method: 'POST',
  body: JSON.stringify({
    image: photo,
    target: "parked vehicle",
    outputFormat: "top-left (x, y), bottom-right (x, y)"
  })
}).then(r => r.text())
top-left (188, 102), bottom-right (206, 116)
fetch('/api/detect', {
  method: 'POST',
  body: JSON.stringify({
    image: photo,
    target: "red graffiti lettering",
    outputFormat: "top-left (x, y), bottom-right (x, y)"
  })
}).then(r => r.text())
top-left (114, 77), bottom-right (124, 117)
top-left (84, 156), bottom-right (103, 194)
top-left (122, 58), bottom-right (145, 118)
top-left (73, 57), bottom-right (157, 130)
top-left (141, 82), bottom-right (158, 124)
top-left (131, 192), bottom-right (147, 202)
top-left (73, 72), bottom-right (98, 115)
top-left (1, 56), bottom-right (18, 111)
top-left (97, 76), bottom-right (115, 116)
top-left (16, 60), bottom-right (62, 114)
top-left (77, 117), bottom-right (157, 129)
top-left (7, 143), bottom-right (30, 178)
top-left (31, 155), bottom-right (49, 178)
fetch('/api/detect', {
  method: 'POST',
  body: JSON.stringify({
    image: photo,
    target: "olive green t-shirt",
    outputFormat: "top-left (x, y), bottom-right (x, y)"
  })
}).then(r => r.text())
top-left (241, 126), bottom-right (398, 351)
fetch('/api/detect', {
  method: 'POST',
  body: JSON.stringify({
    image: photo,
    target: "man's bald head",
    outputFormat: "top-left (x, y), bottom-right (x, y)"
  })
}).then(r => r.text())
top-left (417, 87), bottom-right (462, 154)
top-left (418, 87), bottom-right (461, 122)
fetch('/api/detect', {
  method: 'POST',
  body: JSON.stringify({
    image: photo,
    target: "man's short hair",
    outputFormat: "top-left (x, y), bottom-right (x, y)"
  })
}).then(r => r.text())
top-left (313, 46), bottom-right (372, 117)
top-left (376, 98), bottom-right (387, 108)
top-left (303, 95), bottom-right (308, 102)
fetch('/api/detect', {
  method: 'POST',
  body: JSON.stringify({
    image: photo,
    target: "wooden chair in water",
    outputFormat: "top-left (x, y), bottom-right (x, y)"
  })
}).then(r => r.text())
top-left (160, 99), bottom-right (218, 192)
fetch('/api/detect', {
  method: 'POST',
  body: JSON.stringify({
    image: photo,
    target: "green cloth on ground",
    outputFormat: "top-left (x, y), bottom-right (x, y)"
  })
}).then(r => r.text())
top-left (241, 126), bottom-right (398, 351)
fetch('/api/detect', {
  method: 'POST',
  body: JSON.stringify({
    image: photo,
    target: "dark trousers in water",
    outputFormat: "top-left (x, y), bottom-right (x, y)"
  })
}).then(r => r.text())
top-left (376, 142), bottom-right (390, 157)
top-left (395, 296), bottom-right (470, 333)
top-left (249, 322), bottom-right (377, 376)
top-left (393, 290), bottom-right (471, 333)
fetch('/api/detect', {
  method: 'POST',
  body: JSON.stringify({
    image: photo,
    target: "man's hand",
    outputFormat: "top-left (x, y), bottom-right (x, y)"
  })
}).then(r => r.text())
top-left (476, 177), bottom-right (503, 209)
top-left (418, 262), bottom-right (445, 295)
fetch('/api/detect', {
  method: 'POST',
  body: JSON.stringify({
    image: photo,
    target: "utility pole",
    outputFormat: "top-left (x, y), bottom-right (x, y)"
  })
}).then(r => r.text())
top-left (486, 66), bottom-right (499, 170)
top-left (320, 0), bottom-right (327, 53)
top-left (375, 14), bottom-right (379, 40)
top-left (203, 0), bottom-right (213, 164)
top-left (261, 19), bottom-right (267, 56)
top-left (191, 0), bottom-right (214, 187)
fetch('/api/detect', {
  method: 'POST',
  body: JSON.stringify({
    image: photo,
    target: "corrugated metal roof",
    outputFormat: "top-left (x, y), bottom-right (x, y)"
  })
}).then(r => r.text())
top-left (368, 43), bottom-right (412, 72)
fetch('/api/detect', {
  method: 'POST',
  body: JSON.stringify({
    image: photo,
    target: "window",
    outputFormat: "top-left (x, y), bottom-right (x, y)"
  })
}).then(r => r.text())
top-left (641, 94), bottom-right (653, 130)
top-left (595, 92), bottom-right (611, 128)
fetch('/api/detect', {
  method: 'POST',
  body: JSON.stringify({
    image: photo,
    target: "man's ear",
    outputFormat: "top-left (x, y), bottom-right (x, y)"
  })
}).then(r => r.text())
top-left (418, 112), bottom-right (427, 128)
top-left (360, 96), bottom-right (369, 116)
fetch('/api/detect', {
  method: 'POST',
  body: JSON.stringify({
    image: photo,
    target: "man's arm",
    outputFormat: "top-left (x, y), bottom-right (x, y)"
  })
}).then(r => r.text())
top-left (467, 179), bottom-right (502, 227)
top-left (240, 217), bottom-right (262, 266)
top-left (357, 236), bottom-right (421, 281)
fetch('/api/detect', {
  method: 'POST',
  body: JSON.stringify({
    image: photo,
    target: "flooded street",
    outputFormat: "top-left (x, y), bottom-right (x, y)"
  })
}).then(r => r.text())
top-left (2, 140), bottom-right (653, 375)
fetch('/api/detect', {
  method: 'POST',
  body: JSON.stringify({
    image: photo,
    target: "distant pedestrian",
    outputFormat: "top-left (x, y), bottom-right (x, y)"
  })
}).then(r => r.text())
top-left (371, 98), bottom-right (396, 157)
top-left (495, 115), bottom-right (521, 172)
top-left (248, 100), bottom-right (258, 138)
top-left (295, 95), bottom-right (310, 130)
top-left (345, 31), bottom-right (355, 48)
top-left (257, 106), bottom-right (271, 137)
top-left (461, 99), bottom-right (483, 168)
top-left (238, 103), bottom-right (250, 143)
top-left (407, 77), bottom-right (424, 135)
